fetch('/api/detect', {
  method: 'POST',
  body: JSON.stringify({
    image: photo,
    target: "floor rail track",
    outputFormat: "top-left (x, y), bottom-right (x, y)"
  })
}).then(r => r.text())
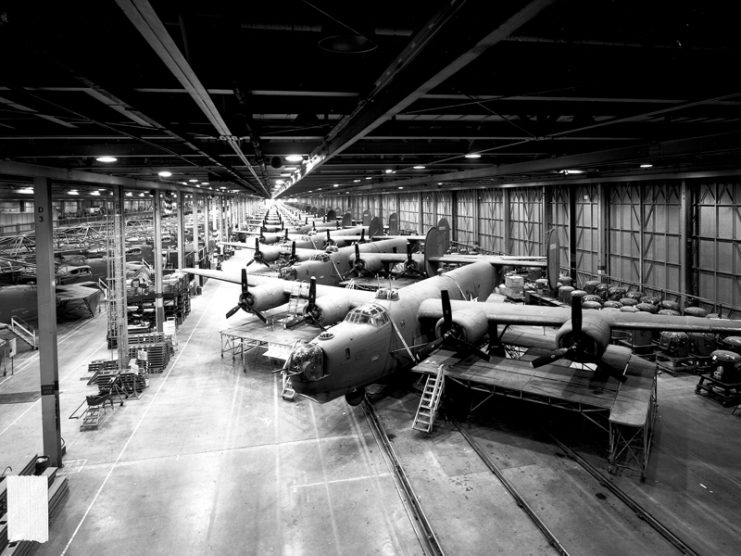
top-left (362, 399), bottom-right (445, 556)
top-left (547, 433), bottom-right (700, 556)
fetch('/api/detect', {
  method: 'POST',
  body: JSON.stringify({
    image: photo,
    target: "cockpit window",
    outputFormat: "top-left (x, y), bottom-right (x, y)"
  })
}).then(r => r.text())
top-left (310, 253), bottom-right (330, 262)
top-left (344, 303), bottom-right (389, 327)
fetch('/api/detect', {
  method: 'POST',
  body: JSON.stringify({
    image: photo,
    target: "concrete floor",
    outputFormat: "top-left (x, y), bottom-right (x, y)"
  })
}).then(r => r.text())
top-left (2, 251), bottom-right (741, 555)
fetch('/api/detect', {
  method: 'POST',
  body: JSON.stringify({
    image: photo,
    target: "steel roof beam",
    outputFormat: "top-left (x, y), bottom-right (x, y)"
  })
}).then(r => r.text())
top-left (277, 0), bottom-right (557, 197)
top-left (115, 0), bottom-right (269, 197)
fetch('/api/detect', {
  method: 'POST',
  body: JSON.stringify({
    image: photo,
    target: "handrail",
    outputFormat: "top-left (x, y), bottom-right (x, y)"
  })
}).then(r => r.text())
top-left (10, 316), bottom-right (38, 349)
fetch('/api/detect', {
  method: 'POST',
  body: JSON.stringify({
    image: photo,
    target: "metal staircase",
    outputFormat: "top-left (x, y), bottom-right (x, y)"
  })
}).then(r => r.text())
top-left (9, 316), bottom-right (38, 349)
top-left (412, 364), bottom-right (446, 433)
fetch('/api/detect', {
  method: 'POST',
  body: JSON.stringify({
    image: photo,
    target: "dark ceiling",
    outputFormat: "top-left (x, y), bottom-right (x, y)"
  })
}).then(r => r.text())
top-left (1, 0), bottom-right (741, 200)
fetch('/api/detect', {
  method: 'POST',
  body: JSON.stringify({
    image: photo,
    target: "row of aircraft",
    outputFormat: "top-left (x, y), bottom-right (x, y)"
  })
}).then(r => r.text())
top-left (184, 207), bottom-right (741, 406)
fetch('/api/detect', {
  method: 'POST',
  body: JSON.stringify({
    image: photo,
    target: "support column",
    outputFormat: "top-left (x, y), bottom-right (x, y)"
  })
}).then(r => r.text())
top-left (598, 183), bottom-right (609, 279)
top-left (153, 190), bottom-right (164, 332)
top-left (568, 185), bottom-right (578, 282)
top-left (34, 177), bottom-right (62, 467)
top-left (541, 186), bottom-right (552, 257)
top-left (219, 195), bottom-right (226, 245)
top-left (192, 194), bottom-right (200, 265)
top-left (418, 192), bottom-right (424, 234)
top-left (473, 190), bottom-right (480, 248)
top-left (112, 186), bottom-right (128, 368)
top-left (680, 180), bottom-right (692, 302)
top-left (176, 191), bottom-right (186, 269)
top-left (204, 196), bottom-right (211, 263)
top-left (451, 190), bottom-right (458, 244)
top-left (503, 188), bottom-right (511, 254)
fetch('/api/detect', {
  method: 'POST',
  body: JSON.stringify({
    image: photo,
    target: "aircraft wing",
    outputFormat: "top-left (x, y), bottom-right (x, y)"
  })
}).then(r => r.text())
top-left (418, 299), bottom-right (569, 326)
top-left (180, 266), bottom-right (373, 304)
top-left (418, 298), bottom-right (741, 334)
top-left (429, 254), bottom-right (547, 267)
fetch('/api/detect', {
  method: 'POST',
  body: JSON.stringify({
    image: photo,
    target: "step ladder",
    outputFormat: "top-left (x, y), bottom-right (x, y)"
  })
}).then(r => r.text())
top-left (281, 372), bottom-right (296, 401)
top-left (286, 282), bottom-right (307, 316)
top-left (412, 364), bottom-right (446, 433)
top-left (9, 316), bottom-right (38, 350)
top-left (80, 406), bottom-right (103, 430)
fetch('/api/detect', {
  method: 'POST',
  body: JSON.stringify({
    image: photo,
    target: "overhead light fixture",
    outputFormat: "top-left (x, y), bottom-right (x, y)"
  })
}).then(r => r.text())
top-left (96, 155), bottom-right (117, 163)
top-left (365, 176), bottom-right (372, 180)
top-left (201, 182), bottom-right (209, 185)
top-left (398, 186), bottom-right (404, 190)
top-left (125, 192), bottom-right (133, 197)
top-left (413, 165), bottom-right (426, 170)
top-left (464, 153), bottom-right (481, 159)
top-left (385, 168), bottom-right (394, 174)
top-left (158, 170), bottom-right (172, 178)
top-left (67, 190), bottom-right (79, 196)
top-left (188, 179), bottom-right (198, 183)
top-left (333, 184), bottom-right (339, 188)
top-left (640, 163), bottom-right (653, 168)
top-left (561, 169), bottom-right (584, 175)
top-left (196, 185), bottom-right (201, 188)
top-left (275, 180), bottom-right (284, 186)
top-left (90, 191), bottom-right (100, 196)
top-left (139, 192), bottom-right (145, 197)
top-left (16, 187), bottom-right (33, 194)
top-left (280, 173), bottom-right (291, 177)
top-left (180, 181), bottom-right (188, 185)
top-left (353, 179), bottom-right (361, 183)
top-left (285, 154), bottom-right (303, 163)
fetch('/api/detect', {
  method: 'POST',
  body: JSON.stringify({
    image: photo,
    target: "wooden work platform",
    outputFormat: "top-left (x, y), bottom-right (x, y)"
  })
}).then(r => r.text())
top-left (219, 306), bottom-right (320, 362)
top-left (412, 344), bottom-right (657, 479)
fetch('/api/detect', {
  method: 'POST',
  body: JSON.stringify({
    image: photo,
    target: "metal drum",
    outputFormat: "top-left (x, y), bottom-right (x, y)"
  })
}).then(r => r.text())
top-left (558, 285), bottom-right (574, 304)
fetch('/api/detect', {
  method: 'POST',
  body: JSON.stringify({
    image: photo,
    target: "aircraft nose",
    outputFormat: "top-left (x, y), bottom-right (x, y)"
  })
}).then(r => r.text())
top-left (285, 342), bottom-right (325, 381)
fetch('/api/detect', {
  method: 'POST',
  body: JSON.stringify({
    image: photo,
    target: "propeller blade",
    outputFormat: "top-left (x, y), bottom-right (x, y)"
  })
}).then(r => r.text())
top-left (225, 305), bottom-right (241, 319)
top-left (359, 229), bottom-right (365, 242)
top-left (241, 268), bottom-right (249, 295)
top-left (245, 259), bottom-right (254, 267)
top-left (308, 276), bottom-right (317, 305)
top-left (252, 308), bottom-right (268, 324)
top-left (406, 242), bottom-right (413, 263)
top-left (531, 347), bottom-right (570, 368)
top-left (284, 229), bottom-right (289, 241)
top-left (291, 241), bottom-right (296, 258)
top-left (354, 242), bottom-right (361, 262)
top-left (571, 290), bottom-right (584, 336)
top-left (450, 338), bottom-right (490, 362)
top-left (441, 290), bottom-right (453, 329)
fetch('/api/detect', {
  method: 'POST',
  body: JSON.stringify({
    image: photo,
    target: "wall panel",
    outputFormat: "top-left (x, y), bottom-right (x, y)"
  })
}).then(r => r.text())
top-left (478, 188), bottom-right (504, 253)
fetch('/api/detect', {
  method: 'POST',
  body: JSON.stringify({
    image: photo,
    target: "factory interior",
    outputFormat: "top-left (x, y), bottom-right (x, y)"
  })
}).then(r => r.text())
top-left (1, 1), bottom-right (741, 555)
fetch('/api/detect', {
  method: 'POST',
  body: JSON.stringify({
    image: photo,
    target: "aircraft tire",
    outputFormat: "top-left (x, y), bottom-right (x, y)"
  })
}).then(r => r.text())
top-left (345, 387), bottom-right (366, 406)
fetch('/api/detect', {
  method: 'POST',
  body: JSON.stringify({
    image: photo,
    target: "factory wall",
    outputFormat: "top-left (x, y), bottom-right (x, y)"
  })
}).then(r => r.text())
top-left (296, 176), bottom-right (741, 314)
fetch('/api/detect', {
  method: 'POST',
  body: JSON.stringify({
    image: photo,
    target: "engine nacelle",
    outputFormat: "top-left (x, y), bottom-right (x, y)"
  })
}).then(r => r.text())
top-left (246, 283), bottom-right (287, 311)
top-left (554, 314), bottom-right (611, 362)
top-left (308, 295), bottom-right (354, 325)
top-left (434, 308), bottom-right (488, 344)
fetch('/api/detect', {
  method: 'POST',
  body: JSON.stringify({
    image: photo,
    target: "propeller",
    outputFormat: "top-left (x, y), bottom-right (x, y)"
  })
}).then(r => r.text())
top-left (225, 268), bottom-right (267, 323)
top-left (357, 229), bottom-right (366, 243)
top-left (280, 228), bottom-right (289, 243)
top-left (303, 276), bottom-right (325, 329)
top-left (425, 290), bottom-right (490, 361)
top-left (286, 241), bottom-right (299, 265)
top-left (343, 243), bottom-right (366, 278)
top-left (531, 291), bottom-right (626, 382)
top-left (400, 242), bottom-right (421, 277)
top-left (325, 229), bottom-right (335, 247)
top-left (246, 238), bottom-right (270, 268)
